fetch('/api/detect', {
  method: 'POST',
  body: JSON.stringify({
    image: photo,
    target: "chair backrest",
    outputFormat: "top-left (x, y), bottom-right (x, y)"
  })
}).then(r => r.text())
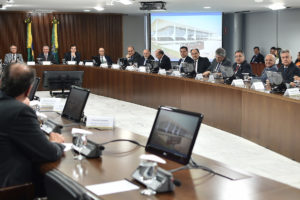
top-left (0, 183), bottom-right (34, 200)
top-left (44, 169), bottom-right (100, 200)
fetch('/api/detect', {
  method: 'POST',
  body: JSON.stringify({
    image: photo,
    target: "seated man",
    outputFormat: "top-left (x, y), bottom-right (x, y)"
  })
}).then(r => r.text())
top-left (155, 49), bottom-right (172, 71)
top-left (4, 45), bottom-right (24, 64)
top-left (294, 51), bottom-right (300, 67)
top-left (37, 45), bottom-right (58, 64)
top-left (203, 48), bottom-right (231, 77)
top-left (64, 44), bottom-right (81, 64)
top-left (0, 63), bottom-right (64, 196)
top-left (138, 49), bottom-right (154, 67)
top-left (178, 46), bottom-right (193, 72)
top-left (260, 54), bottom-right (278, 83)
top-left (93, 47), bottom-right (113, 66)
top-left (126, 46), bottom-right (142, 64)
top-left (270, 47), bottom-right (280, 65)
top-left (190, 48), bottom-right (211, 73)
top-left (232, 50), bottom-right (253, 79)
top-left (277, 49), bottom-right (300, 87)
top-left (250, 46), bottom-right (265, 63)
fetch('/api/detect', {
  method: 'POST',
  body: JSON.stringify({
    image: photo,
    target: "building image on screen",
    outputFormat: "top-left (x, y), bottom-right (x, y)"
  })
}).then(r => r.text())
top-left (151, 13), bottom-right (222, 61)
top-left (149, 110), bottom-right (199, 156)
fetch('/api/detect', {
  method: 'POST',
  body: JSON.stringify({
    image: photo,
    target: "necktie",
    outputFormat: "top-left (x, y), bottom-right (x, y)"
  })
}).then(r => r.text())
top-left (283, 67), bottom-right (288, 77)
top-left (45, 54), bottom-right (48, 61)
top-left (216, 63), bottom-right (221, 72)
top-left (100, 56), bottom-right (103, 63)
top-left (235, 64), bottom-right (240, 72)
top-left (13, 54), bottom-right (16, 61)
top-left (72, 56), bottom-right (74, 61)
top-left (144, 59), bottom-right (147, 66)
top-left (194, 60), bottom-right (197, 72)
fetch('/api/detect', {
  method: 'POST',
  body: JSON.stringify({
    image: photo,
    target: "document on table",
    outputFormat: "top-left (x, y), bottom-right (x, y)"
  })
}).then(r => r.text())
top-left (62, 143), bottom-right (73, 152)
top-left (86, 179), bottom-right (139, 196)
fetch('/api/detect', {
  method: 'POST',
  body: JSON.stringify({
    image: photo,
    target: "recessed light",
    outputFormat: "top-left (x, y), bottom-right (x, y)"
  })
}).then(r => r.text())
top-left (268, 3), bottom-right (286, 10)
top-left (94, 6), bottom-right (104, 11)
top-left (203, 6), bottom-right (211, 9)
top-left (119, 0), bottom-right (132, 5)
top-left (254, 0), bottom-right (263, 2)
top-left (83, 9), bottom-right (91, 12)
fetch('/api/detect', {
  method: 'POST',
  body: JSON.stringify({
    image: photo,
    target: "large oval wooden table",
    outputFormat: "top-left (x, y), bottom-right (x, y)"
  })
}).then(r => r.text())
top-left (33, 65), bottom-right (300, 163)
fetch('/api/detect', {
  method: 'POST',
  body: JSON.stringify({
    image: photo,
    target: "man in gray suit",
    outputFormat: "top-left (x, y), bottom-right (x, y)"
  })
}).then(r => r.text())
top-left (203, 48), bottom-right (231, 77)
top-left (4, 45), bottom-right (24, 64)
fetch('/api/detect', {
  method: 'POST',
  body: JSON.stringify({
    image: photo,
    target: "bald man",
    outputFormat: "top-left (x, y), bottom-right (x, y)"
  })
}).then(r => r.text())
top-left (126, 46), bottom-right (141, 64)
top-left (93, 47), bottom-right (113, 66)
top-left (0, 63), bottom-right (64, 195)
top-left (138, 49), bottom-right (155, 67)
top-left (260, 54), bottom-right (278, 83)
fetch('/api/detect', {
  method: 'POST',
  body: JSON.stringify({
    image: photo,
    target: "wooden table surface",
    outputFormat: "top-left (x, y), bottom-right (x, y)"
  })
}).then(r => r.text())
top-left (40, 112), bottom-right (300, 200)
top-left (32, 65), bottom-right (300, 162)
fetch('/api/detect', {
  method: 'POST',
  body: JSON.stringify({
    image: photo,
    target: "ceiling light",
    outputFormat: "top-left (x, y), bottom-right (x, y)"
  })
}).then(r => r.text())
top-left (94, 6), bottom-right (104, 11)
top-left (119, 0), bottom-right (132, 5)
top-left (254, 0), bottom-right (263, 2)
top-left (203, 6), bottom-right (211, 9)
top-left (268, 3), bottom-right (286, 10)
top-left (83, 9), bottom-right (91, 12)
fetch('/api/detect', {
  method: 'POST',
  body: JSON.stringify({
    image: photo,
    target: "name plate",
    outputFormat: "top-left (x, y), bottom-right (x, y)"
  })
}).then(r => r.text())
top-left (126, 66), bottom-right (135, 71)
top-left (195, 73), bottom-right (203, 80)
top-left (85, 62), bottom-right (94, 66)
top-left (67, 61), bottom-right (76, 65)
top-left (112, 64), bottom-right (120, 69)
top-left (40, 98), bottom-right (61, 108)
top-left (86, 116), bottom-right (114, 129)
top-left (284, 88), bottom-right (300, 96)
top-left (100, 63), bottom-right (108, 68)
top-left (208, 74), bottom-right (215, 83)
top-left (231, 79), bottom-right (245, 88)
top-left (251, 82), bottom-right (265, 91)
top-left (42, 61), bottom-right (51, 65)
top-left (159, 69), bottom-right (166, 75)
top-left (79, 61), bottom-right (84, 66)
top-left (138, 66), bottom-right (146, 72)
top-left (27, 61), bottom-right (35, 66)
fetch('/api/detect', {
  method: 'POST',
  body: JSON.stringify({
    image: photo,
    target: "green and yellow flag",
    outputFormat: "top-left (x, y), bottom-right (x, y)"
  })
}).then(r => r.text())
top-left (25, 17), bottom-right (34, 61)
top-left (51, 17), bottom-right (59, 63)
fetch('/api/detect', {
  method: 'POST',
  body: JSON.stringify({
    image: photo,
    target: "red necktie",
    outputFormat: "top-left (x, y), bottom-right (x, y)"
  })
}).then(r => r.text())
top-left (235, 64), bottom-right (240, 72)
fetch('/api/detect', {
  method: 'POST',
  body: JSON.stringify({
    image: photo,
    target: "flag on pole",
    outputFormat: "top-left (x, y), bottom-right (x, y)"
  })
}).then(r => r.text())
top-left (51, 17), bottom-right (59, 63)
top-left (25, 17), bottom-right (34, 61)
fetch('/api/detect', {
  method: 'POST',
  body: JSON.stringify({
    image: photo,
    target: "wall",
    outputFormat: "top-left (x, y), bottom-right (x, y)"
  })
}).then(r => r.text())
top-left (244, 8), bottom-right (300, 62)
top-left (122, 14), bottom-right (146, 57)
top-left (0, 12), bottom-right (123, 63)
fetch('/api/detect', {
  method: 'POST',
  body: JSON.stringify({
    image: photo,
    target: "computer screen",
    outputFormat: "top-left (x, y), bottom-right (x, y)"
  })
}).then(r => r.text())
top-left (29, 77), bottom-right (40, 101)
top-left (61, 86), bottom-right (90, 122)
top-left (42, 71), bottom-right (84, 90)
top-left (151, 12), bottom-right (222, 61)
top-left (146, 106), bottom-right (203, 165)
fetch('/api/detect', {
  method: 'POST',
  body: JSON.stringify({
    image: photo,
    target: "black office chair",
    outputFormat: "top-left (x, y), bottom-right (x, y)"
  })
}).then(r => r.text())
top-left (44, 169), bottom-right (100, 200)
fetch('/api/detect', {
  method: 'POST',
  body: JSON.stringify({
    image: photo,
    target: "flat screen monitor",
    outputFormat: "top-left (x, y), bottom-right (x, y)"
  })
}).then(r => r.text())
top-left (146, 106), bottom-right (204, 165)
top-left (29, 77), bottom-right (40, 101)
top-left (42, 71), bottom-right (84, 90)
top-left (61, 86), bottom-right (90, 122)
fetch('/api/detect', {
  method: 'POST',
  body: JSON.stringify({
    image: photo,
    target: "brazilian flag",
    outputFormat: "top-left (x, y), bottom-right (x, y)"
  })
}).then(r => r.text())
top-left (25, 18), bottom-right (34, 61)
top-left (51, 17), bottom-right (59, 63)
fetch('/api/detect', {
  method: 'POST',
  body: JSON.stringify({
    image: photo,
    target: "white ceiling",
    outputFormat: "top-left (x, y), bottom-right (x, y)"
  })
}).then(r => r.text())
top-left (0, 0), bottom-right (299, 14)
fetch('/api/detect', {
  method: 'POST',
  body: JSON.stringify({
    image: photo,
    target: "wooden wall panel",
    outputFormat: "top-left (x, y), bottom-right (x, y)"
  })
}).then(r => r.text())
top-left (0, 12), bottom-right (122, 63)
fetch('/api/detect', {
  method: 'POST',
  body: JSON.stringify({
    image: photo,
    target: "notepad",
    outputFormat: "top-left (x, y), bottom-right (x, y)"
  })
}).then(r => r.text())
top-left (86, 180), bottom-right (139, 196)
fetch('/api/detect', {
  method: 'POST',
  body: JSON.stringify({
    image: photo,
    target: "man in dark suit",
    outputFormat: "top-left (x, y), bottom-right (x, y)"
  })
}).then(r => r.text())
top-left (178, 46), bottom-right (193, 72)
top-left (37, 45), bottom-right (58, 64)
top-left (138, 49), bottom-right (155, 67)
top-left (250, 46), bottom-right (265, 63)
top-left (155, 49), bottom-right (172, 71)
top-left (203, 48), bottom-right (232, 77)
top-left (191, 48), bottom-right (211, 73)
top-left (0, 63), bottom-right (64, 195)
top-left (277, 49), bottom-right (300, 86)
top-left (126, 46), bottom-right (142, 64)
top-left (93, 47), bottom-right (113, 66)
top-left (232, 50), bottom-right (253, 79)
top-left (64, 44), bottom-right (81, 64)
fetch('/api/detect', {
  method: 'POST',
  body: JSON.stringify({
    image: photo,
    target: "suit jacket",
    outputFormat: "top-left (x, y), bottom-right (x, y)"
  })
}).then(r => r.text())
top-left (158, 55), bottom-right (172, 70)
top-left (4, 53), bottom-right (24, 64)
top-left (93, 55), bottom-right (113, 66)
top-left (64, 52), bottom-right (81, 64)
top-left (0, 91), bottom-right (64, 188)
top-left (178, 56), bottom-right (194, 65)
top-left (195, 56), bottom-right (211, 73)
top-left (277, 62), bottom-right (300, 83)
top-left (207, 57), bottom-right (232, 72)
top-left (260, 65), bottom-right (278, 83)
top-left (37, 53), bottom-right (58, 64)
top-left (232, 60), bottom-right (253, 79)
top-left (138, 55), bottom-right (155, 67)
top-left (128, 52), bottom-right (142, 64)
top-left (250, 53), bottom-right (265, 63)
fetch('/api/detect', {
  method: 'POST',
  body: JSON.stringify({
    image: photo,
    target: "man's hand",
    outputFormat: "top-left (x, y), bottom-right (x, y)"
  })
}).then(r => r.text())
top-left (202, 71), bottom-right (210, 77)
top-left (290, 82), bottom-right (296, 87)
top-left (22, 97), bottom-right (30, 106)
top-left (49, 132), bottom-right (65, 143)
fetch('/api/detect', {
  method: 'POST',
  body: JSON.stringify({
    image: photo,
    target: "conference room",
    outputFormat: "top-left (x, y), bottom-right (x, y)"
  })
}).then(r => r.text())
top-left (1, 0), bottom-right (300, 199)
